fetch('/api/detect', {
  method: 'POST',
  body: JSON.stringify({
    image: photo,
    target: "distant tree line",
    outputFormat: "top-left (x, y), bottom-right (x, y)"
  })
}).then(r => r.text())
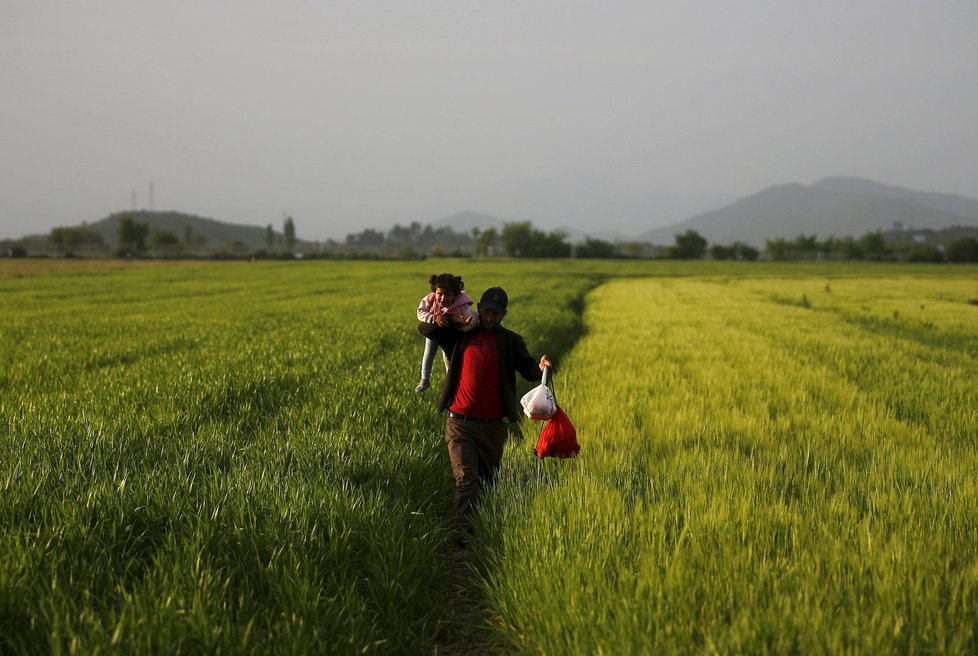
top-left (334, 220), bottom-right (655, 259)
top-left (114, 215), bottom-right (208, 258)
top-left (762, 231), bottom-right (978, 263)
top-left (48, 226), bottom-right (105, 256)
top-left (5, 215), bottom-right (978, 263)
top-left (339, 222), bottom-right (472, 258)
top-left (332, 222), bottom-right (975, 262)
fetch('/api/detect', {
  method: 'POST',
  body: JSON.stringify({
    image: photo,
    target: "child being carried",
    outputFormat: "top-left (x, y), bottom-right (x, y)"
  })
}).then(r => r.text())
top-left (415, 273), bottom-right (477, 392)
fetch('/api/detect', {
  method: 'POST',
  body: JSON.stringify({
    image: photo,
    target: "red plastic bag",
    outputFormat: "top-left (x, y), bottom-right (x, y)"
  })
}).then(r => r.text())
top-left (534, 405), bottom-right (580, 458)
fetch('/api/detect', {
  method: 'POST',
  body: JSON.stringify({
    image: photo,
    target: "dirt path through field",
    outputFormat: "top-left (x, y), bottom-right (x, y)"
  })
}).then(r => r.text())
top-left (432, 548), bottom-right (507, 655)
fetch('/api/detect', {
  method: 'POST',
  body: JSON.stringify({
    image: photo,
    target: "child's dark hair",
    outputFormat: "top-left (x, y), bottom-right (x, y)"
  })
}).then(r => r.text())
top-left (429, 273), bottom-right (464, 294)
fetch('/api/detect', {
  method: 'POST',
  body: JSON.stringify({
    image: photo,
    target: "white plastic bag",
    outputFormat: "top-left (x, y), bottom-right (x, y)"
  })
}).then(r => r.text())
top-left (520, 367), bottom-right (556, 420)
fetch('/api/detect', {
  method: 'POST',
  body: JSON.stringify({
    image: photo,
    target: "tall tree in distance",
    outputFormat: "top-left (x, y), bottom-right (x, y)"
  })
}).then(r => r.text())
top-left (945, 236), bottom-right (978, 263)
top-left (859, 230), bottom-right (889, 261)
top-left (671, 229), bottom-right (708, 259)
top-left (148, 229), bottom-right (181, 257)
top-left (49, 227), bottom-right (79, 255)
top-left (283, 216), bottom-right (296, 253)
top-left (472, 226), bottom-right (498, 257)
top-left (117, 215), bottom-right (149, 256)
top-left (574, 237), bottom-right (618, 259)
top-left (501, 221), bottom-right (570, 258)
top-left (501, 221), bottom-right (534, 257)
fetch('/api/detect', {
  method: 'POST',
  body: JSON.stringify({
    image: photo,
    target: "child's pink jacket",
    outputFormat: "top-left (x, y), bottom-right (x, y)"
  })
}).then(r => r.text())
top-left (417, 290), bottom-right (477, 325)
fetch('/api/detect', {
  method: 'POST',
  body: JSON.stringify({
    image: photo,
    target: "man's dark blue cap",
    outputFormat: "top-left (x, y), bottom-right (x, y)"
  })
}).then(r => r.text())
top-left (479, 287), bottom-right (508, 312)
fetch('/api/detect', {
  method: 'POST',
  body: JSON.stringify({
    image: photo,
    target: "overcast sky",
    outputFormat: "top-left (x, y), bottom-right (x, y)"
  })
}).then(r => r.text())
top-left (3, 1), bottom-right (977, 241)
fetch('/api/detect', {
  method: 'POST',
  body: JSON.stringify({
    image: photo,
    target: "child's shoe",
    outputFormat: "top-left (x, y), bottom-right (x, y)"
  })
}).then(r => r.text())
top-left (415, 379), bottom-right (430, 393)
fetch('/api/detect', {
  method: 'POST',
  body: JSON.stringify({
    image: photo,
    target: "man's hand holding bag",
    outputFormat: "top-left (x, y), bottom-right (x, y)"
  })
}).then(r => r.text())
top-left (524, 366), bottom-right (579, 458)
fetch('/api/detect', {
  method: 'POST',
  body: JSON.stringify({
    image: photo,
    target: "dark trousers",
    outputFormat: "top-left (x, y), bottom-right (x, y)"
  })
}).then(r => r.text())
top-left (444, 416), bottom-right (508, 530)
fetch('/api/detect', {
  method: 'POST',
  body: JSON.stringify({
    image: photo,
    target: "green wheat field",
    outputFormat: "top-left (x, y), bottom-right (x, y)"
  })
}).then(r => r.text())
top-left (2, 258), bottom-right (977, 654)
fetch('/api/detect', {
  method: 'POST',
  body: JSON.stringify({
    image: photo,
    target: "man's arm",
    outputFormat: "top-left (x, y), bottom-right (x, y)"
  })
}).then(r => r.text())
top-left (511, 333), bottom-right (549, 382)
top-left (418, 322), bottom-right (463, 354)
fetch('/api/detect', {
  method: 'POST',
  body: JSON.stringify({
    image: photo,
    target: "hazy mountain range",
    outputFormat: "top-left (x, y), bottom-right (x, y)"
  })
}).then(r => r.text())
top-left (429, 175), bottom-right (735, 241)
top-left (636, 177), bottom-right (978, 245)
top-left (433, 176), bottom-right (978, 246)
top-left (432, 176), bottom-right (978, 246)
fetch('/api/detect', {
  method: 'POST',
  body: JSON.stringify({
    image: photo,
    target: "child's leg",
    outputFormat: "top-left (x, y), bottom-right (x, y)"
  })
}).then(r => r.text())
top-left (441, 349), bottom-right (450, 373)
top-left (420, 337), bottom-right (438, 381)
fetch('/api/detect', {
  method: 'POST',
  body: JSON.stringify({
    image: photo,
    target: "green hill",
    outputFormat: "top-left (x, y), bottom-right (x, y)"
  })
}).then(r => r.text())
top-left (89, 211), bottom-right (317, 252)
top-left (10, 211), bottom-right (319, 256)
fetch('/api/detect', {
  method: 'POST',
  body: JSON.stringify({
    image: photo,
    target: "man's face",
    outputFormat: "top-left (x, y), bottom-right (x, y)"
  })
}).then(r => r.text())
top-left (478, 304), bottom-right (506, 330)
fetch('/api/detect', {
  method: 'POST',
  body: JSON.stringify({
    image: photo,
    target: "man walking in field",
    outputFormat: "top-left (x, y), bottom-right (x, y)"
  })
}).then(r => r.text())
top-left (419, 286), bottom-right (550, 543)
